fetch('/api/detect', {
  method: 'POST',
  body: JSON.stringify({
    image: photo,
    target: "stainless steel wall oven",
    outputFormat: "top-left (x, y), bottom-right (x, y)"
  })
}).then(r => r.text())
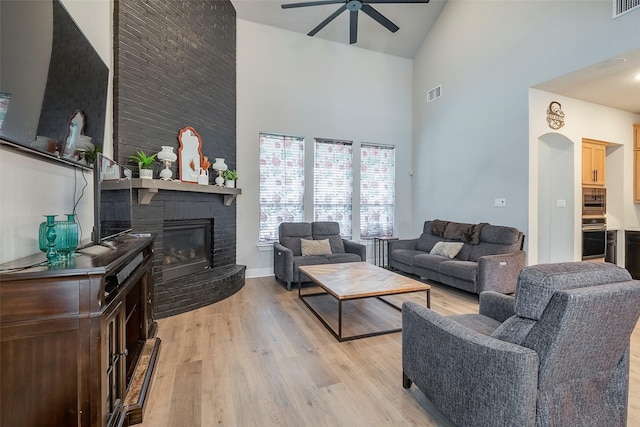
top-left (582, 217), bottom-right (606, 260)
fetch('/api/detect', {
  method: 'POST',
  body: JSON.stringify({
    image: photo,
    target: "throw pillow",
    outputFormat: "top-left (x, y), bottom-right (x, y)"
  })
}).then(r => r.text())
top-left (300, 238), bottom-right (332, 256)
top-left (430, 241), bottom-right (464, 259)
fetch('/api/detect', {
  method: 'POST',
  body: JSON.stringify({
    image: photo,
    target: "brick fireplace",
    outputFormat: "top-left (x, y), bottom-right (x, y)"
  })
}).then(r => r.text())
top-left (113, 0), bottom-right (243, 318)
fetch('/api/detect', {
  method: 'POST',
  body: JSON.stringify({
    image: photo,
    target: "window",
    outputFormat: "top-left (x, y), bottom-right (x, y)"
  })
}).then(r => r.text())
top-left (314, 139), bottom-right (353, 238)
top-left (360, 143), bottom-right (395, 239)
top-left (258, 133), bottom-right (305, 244)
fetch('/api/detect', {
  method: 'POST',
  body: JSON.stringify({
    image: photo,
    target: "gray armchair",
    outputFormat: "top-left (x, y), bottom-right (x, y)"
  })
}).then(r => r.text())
top-left (273, 221), bottom-right (366, 290)
top-left (402, 262), bottom-right (640, 427)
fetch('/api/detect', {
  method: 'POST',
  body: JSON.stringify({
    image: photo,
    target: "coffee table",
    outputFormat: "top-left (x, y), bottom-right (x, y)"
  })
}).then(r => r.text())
top-left (298, 262), bottom-right (430, 342)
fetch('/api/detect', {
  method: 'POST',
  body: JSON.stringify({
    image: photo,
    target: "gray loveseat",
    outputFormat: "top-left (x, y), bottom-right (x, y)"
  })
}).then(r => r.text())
top-left (273, 221), bottom-right (366, 290)
top-left (402, 262), bottom-right (640, 426)
top-left (389, 220), bottom-right (525, 294)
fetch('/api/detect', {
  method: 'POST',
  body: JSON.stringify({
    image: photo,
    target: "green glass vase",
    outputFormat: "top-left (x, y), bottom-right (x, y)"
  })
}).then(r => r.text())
top-left (56, 214), bottom-right (79, 259)
top-left (38, 215), bottom-right (59, 265)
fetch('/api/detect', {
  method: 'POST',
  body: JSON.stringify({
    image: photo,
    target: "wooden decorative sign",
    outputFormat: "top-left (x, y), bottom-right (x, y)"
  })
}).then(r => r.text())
top-left (546, 101), bottom-right (565, 130)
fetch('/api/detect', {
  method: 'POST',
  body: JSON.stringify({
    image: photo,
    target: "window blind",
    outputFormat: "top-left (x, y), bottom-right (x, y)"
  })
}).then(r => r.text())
top-left (360, 143), bottom-right (395, 239)
top-left (314, 139), bottom-right (353, 239)
top-left (258, 133), bottom-right (305, 244)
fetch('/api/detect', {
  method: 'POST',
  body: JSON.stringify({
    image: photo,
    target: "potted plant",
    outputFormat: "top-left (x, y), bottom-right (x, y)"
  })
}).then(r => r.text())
top-left (83, 145), bottom-right (102, 167)
top-left (128, 151), bottom-right (157, 179)
top-left (222, 169), bottom-right (237, 188)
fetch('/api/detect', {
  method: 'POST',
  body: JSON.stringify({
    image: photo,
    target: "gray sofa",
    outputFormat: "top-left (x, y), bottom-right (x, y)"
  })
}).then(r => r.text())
top-left (389, 220), bottom-right (525, 294)
top-left (402, 262), bottom-right (640, 427)
top-left (273, 221), bottom-right (366, 290)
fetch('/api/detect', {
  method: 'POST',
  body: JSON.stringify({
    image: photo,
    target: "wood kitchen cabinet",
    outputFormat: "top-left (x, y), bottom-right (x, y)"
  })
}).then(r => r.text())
top-left (634, 124), bottom-right (640, 203)
top-left (0, 236), bottom-right (160, 427)
top-left (582, 139), bottom-right (606, 187)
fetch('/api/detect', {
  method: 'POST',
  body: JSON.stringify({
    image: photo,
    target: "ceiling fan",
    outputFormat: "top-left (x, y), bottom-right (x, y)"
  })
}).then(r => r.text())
top-left (281, 0), bottom-right (430, 45)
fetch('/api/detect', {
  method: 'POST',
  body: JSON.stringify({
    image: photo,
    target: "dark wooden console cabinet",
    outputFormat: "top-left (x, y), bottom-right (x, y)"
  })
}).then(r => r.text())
top-left (0, 236), bottom-right (160, 427)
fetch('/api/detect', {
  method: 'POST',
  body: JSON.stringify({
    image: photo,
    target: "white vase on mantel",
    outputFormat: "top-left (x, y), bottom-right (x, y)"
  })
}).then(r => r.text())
top-left (225, 180), bottom-right (235, 188)
top-left (198, 168), bottom-right (209, 185)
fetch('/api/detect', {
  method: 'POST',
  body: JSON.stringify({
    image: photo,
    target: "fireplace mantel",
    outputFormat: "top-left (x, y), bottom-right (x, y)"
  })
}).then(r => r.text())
top-left (131, 178), bottom-right (241, 206)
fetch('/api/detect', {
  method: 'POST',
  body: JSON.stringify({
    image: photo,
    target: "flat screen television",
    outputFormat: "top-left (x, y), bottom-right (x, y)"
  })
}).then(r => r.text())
top-left (93, 153), bottom-right (133, 244)
top-left (0, 0), bottom-right (108, 162)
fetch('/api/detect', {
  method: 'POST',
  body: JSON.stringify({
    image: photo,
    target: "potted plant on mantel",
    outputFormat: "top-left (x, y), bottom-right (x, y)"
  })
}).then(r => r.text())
top-left (128, 151), bottom-right (157, 179)
top-left (222, 169), bottom-right (237, 188)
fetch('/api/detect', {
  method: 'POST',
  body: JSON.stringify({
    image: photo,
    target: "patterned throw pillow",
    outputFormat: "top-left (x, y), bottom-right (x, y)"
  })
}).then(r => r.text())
top-left (429, 241), bottom-right (464, 259)
top-left (300, 238), bottom-right (332, 256)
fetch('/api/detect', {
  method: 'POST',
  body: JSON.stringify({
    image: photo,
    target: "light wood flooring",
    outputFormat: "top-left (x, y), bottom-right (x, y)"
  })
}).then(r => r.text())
top-left (139, 276), bottom-right (640, 427)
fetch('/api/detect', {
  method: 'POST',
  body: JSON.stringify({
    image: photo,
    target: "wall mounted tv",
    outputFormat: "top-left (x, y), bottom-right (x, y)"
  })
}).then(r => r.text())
top-left (93, 153), bottom-right (133, 244)
top-left (0, 0), bottom-right (108, 164)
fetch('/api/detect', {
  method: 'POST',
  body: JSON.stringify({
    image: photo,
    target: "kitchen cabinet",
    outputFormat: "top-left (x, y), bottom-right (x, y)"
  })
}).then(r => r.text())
top-left (634, 124), bottom-right (640, 202)
top-left (582, 139), bottom-right (606, 187)
top-left (0, 236), bottom-right (160, 427)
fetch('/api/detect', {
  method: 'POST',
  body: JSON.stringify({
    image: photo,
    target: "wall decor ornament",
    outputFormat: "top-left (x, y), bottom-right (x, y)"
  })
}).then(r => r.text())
top-left (546, 101), bottom-right (565, 129)
top-left (178, 126), bottom-right (204, 183)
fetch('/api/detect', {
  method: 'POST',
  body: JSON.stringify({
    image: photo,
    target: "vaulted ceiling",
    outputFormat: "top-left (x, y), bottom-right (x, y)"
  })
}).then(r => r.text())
top-left (232, 0), bottom-right (640, 114)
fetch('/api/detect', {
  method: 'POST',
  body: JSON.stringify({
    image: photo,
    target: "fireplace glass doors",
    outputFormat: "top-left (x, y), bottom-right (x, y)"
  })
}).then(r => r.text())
top-left (163, 219), bottom-right (212, 281)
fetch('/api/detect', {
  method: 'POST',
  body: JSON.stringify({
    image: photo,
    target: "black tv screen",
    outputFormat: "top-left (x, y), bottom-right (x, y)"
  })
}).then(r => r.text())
top-left (94, 153), bottom-right (133, 243)
top-left (0, 0), bottom-right (108, 161)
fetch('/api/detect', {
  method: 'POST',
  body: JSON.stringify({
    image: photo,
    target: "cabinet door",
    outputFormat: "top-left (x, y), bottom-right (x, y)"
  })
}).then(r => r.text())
top-left (591, 144), bottom-right (605, 186)
top-left (635, 150), bottom-right (640, 203)
top-left (582, 144), bottom-right (594, 185)
top-left (104, 302), bottom-right (127, 426)
top-left (634, 124), bottom-right (640, 150)
top-left (582, 141), bottom-right (606, 186)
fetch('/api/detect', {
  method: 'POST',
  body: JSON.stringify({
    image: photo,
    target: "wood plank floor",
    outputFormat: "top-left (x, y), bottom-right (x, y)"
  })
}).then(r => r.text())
top-left (139, 276), bottom-right (640, 427)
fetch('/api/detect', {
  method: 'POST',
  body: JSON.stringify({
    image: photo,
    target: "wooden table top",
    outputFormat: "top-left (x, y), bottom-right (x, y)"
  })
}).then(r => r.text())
top-left (299, 262), bottom-right (430, 300)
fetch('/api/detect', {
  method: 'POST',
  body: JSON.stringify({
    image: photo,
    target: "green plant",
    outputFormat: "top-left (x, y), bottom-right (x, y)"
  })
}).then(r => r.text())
top-left (222, 169), bottom-right (237, 181)
top-left (84, 145), bottom-right (102, 163)
top-left (128, 151), bottom-right (157, 169)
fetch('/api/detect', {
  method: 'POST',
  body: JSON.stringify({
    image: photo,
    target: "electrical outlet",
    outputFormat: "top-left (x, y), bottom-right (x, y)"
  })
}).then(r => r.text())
top-left (494, 198), bottom-right (506, 207)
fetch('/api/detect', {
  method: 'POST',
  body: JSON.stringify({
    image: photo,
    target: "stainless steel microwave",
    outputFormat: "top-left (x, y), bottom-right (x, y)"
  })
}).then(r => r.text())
top-left (582, 187), bottom-right (606, 217)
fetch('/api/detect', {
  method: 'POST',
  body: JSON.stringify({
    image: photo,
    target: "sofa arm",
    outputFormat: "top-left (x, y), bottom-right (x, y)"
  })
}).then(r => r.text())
top-left (388, 238), bottom-right (418, 252)
top-left (477, 250), bottom-right (526, 294)
top-left (343, 239), bottom-right (366, 261)
top-left (273, 242), bottom-right (293, 284)
top-left (479, 291), bottom-right (515, 322)
top-left (402, 301), bottom-right (538, 427)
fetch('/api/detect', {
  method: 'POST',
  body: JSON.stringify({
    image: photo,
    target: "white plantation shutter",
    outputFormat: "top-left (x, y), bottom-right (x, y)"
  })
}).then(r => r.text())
top-left (360, 143), bottom-right (394, 239)
top-left (314, 139), bottom-right (353, 239)
top-left (258, 133), bottom-right (305, 243)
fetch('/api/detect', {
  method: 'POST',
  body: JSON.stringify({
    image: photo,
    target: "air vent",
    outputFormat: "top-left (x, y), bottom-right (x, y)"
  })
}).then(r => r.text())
top-left (427, 85), bottom-right (442, 103)
top-left (614, 0), bottom-right (640, 17)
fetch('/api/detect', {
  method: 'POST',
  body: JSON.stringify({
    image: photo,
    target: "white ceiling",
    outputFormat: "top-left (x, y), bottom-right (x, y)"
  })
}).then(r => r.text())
top-left (231, 0), bottom-right (640, 114)
top-left (231, 0), bottom-right (446, 59)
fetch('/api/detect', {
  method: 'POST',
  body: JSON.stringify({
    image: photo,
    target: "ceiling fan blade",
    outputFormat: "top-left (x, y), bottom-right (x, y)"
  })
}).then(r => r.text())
top-left (364, 0), bottom-right (429, 3)
top-left (308, 4), bottom-right (348, 36)
top-left (350, 10), bottom-right (358, 44)
top-left (282, 0), bottom-right (345, 9)
top-left (361, 4), bottom-right (399, 33)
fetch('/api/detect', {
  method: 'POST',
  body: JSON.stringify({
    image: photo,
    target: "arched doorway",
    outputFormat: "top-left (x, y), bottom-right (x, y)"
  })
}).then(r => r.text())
top-left (538, 133), bottom-right (575, 263)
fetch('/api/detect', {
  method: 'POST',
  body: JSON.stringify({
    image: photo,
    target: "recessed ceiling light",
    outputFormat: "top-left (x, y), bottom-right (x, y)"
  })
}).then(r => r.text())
top-left (634, 73), bottom-right (640, 81)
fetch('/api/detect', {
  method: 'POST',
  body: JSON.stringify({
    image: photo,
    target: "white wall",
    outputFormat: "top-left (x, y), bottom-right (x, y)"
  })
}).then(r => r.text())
top-left (0, 0), bottom-right (112, 263)
top-left (236, 20), bottom-right (413, 278)
top-left (411, 0), bottom-right (640, 251)
top-left (529, 89), bottom-right (640, 265)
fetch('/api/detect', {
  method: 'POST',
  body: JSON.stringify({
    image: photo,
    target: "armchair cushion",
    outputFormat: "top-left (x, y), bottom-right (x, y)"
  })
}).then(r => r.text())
top-left (312, 221), bottom-right (345, 253)
top-left (515, 262), bottom-right (632, 320)
top-left (279, 222), bottom-right (312, 256)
